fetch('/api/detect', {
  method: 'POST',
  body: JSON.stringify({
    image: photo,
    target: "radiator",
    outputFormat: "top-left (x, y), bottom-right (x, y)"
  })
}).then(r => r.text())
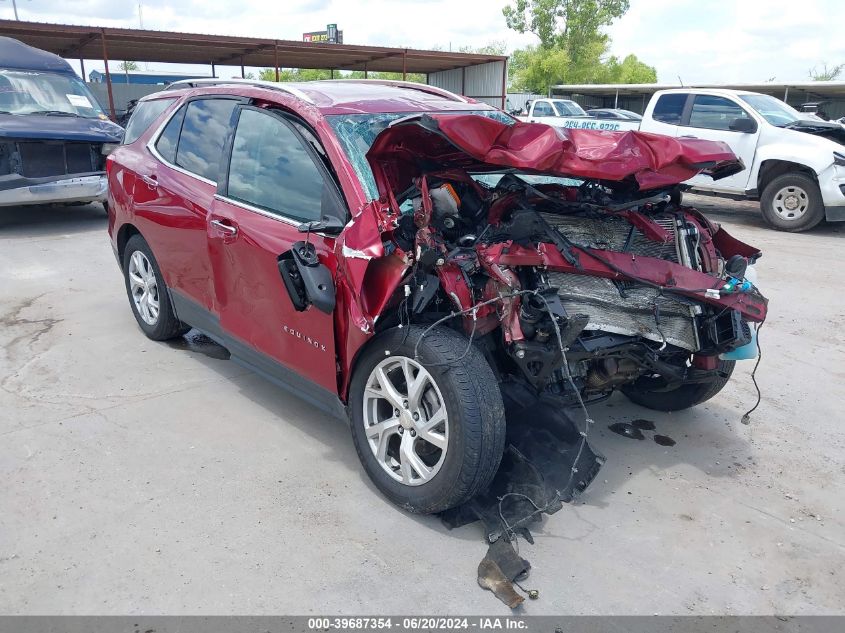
top-left (541, 212), bottom-right (700, 351)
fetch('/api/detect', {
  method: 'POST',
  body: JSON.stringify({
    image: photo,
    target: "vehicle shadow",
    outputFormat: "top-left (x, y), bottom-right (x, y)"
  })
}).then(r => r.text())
top-left (161, 330), bottom-right (755, 546)
top-left (0, 203), bottom-right (107, 236)
top-left (687, 195), bottom-right (845, 236)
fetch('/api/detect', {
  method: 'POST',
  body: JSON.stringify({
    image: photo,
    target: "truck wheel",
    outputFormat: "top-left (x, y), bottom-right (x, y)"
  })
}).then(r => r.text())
top-left (349, 326), bottom-right (506, 514)
top-left (760, 173), bottom-right (824, 232)
top-left (621, 360), bottom-right (735, 412)
top-left (122, 234), bottom-right (190, 341)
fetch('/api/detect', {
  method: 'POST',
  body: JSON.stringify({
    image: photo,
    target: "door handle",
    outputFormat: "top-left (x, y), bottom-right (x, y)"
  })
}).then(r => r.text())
top-left (210, 218), bottom-right (238, 237)
top-left (141, 174), bottom-right (157, 189)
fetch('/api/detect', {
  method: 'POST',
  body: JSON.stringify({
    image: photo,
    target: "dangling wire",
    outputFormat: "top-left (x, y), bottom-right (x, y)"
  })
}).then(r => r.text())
top-left (741, 320), bottom-right (764, 425)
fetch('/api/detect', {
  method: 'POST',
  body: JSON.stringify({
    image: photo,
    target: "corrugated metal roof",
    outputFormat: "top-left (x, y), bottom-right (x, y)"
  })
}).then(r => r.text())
top-left (552, 81), bottom-right (845, 98)
top-left (0, 19), bottom-right (508, 74)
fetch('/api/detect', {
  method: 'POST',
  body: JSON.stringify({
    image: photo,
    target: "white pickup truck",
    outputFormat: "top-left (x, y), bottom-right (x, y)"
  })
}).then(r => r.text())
top-left (520, 90), bottom-right (845, 231)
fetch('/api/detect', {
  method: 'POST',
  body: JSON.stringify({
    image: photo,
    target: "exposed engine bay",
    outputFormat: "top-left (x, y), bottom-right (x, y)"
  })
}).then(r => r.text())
top-left (369, 171), bottom-right (766, 407)
top-left (332, 114), bottom-right (769, 607)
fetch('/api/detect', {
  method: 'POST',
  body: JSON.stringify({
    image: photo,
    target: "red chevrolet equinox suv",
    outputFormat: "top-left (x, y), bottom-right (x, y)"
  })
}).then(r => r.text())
top-left (108, 79), bottom-right (766, 514)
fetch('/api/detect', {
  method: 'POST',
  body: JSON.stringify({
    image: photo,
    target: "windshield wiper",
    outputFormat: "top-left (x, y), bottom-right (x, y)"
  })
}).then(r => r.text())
top-left (26, 110), bottom-right (81, 117)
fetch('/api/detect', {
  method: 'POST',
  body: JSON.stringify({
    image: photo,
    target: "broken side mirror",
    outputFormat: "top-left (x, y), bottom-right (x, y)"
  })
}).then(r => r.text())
top-left (277, 241), bottom-right (336, 314)
top-left (297, 217), bottom-right (346, 235)
top-left (729, 117), bottom-right (757, 133)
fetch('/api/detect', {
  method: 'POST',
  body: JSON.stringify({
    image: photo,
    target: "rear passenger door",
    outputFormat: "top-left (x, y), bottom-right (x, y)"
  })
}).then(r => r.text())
top-left (133, 96), bottom-right (242, 315)
top-left (207, 105), bottom-right (347, 400)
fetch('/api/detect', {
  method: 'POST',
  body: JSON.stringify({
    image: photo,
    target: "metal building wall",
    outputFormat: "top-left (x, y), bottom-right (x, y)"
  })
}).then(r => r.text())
top-left (87, 83), bottom-right (164, 116)
top-left (429, 61), bottom-right (507, 108)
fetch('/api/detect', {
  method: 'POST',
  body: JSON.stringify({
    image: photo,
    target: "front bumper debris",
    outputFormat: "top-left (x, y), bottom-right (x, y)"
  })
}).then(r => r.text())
top-left (0, 174), bottom-right (107, 207)
top-left (441, 383), bottom-right (604, 608)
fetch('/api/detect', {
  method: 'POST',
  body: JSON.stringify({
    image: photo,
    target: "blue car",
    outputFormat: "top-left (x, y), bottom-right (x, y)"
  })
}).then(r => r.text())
top-left (0, 37), bottom-right (123, 208)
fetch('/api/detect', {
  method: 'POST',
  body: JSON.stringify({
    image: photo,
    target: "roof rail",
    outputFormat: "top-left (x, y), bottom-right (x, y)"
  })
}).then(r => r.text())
top-left (321, 79), bottom-right (469, 102)
top-left (162, 78), bottom-right (315, 104)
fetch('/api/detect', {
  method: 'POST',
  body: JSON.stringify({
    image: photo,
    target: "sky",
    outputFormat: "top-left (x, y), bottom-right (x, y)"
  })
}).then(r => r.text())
top-left (2, 0), bottom-right (843, 84)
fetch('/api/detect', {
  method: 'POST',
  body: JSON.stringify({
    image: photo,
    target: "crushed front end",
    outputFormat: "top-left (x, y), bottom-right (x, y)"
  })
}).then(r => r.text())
top-left (337, 114), bottom-right (768, 606)
top-left (348, 114), bottom-right (768, 415)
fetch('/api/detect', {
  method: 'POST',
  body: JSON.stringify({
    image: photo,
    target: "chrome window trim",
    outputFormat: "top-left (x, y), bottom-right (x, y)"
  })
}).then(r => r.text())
top-left (213, 193), bottom-right (302, 228)
top-left (145, 97), bottom-right (237, 187)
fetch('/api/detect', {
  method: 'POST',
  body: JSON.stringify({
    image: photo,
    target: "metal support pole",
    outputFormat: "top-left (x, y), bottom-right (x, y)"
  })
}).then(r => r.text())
top-left (784, 86), bottom-right (789, 102)
top-left (402, 49), bottom-right (407, 80)
top-left (364, 64), bottom-right (368, 79)
top-left (240, 57), bottom-right (245, 79)
top-left (330, 69), bottom-right (334, 79)
top-left (500, 60), bottom-right (507, 109)
top-left (274, 41), bottom-right (279, 81)
top-left (211, 62), bottom-right (216, 78)
top-left (80, 57), bottom-right (86, 80)
top-left (461, 66), bottom-right (466, 95)
top-left (100, 29), bottom-right (116, 121)
top-left (614, 88), bottom-right (619, 109)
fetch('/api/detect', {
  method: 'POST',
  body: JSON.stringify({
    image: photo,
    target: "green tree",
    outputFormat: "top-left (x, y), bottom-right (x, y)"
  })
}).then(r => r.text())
top-left (600, 54), bottom-right (657, 84)
top-left (458, 41), bottom-right (507, 56)
top-left (118, 61), bottom-right (139, 71)
top-left (809, 63), bottom-right (844, 81)
top-left (504, 0), bottom-right (655, 93)
top-left (503, 0), bottom-right (629, 61)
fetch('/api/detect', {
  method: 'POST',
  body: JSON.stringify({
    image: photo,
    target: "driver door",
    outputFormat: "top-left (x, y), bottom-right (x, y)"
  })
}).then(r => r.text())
top-left (208, 105), bottom-right (346, 401)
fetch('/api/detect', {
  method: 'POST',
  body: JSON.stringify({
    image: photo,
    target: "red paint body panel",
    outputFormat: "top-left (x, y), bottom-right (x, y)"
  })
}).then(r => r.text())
top-left (208, 198), bottom-right (339, 393)
top-left (366, 114), bottom-right (744, 199)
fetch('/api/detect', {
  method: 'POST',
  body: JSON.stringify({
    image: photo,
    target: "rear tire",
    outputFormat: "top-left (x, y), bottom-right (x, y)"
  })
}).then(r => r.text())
top-left (621, 359), bottom-right (735, 412)
top-left (122, 234), bottom-right (190, 341)
top-left (349, 326), bottom-right (506, 514)
top-left (760, 172), bottom-right (824, 232)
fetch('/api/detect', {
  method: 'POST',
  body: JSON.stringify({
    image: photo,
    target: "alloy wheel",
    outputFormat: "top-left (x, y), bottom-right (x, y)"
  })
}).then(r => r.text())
top-left (362, 356), bottom-right (449, 486)
top-left (127, 250), bottom-right (160, 326)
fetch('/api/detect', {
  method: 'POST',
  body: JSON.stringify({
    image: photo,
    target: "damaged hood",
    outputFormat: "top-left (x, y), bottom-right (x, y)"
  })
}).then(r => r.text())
top-left (784, 119), bottom-right (845, 146)
top-left (366, 113), bottom-right (743, 197)
top-left (0, 113), bottom-right (123, 143)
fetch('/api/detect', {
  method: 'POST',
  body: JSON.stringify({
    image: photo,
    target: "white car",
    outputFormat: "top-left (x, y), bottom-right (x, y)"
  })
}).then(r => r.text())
top-left (518, 98), bottom-right (641, 132)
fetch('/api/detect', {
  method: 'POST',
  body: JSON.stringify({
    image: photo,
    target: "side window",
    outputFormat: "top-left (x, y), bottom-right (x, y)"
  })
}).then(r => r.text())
top-left (688, 95), bottom-right (751, 131)
top-left (225, 108), bottom-right (331, 222)
top-left (652, 93), bottom-right (687, 124)
top-left (154, 105), bottom-right (185, 164)
top-left (533, 101), bottom-right (554, 117)
top-left (175, 99), bottom-right (238, 182)
top-left (123, 98), bottom-right (175, 144)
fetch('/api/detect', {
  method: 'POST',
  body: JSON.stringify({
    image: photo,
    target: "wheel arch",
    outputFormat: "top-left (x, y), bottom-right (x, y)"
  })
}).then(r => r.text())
top-left (116, 222), bottom-right (143, 268)
top-left (757, 159), bottom-right (818, 193)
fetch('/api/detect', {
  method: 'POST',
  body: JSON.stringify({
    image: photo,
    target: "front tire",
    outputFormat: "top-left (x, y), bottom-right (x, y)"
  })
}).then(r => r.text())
top-left (621, 359), bottom-right (735, 412)
top-left (122, 234), bottom-right (190, 341)
top-left (760, 172), bottom-right (824, 232)
top-left (349, 326), bottom-right (506, 514)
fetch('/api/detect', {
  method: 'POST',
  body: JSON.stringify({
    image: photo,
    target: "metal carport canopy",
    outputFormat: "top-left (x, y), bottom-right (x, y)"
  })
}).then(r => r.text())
top-left (0, 20), bottom-right (507, 74)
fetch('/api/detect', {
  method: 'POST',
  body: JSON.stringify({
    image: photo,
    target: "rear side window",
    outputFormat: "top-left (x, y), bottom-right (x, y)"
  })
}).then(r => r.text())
top-left (688, 95), bottom-right (751, 130)
top-left (226, 108), bottom-right (326, 222)
top-left (175, 99), bottom-right (238, 182)
top-left (123, 98), bottom-right (175, 144)
top-left (533, 102), bottom-right (554, 117)
top-left (155, 105), bottom-right (185, 164)
top-left (652, 94), bottom-right (687, 124)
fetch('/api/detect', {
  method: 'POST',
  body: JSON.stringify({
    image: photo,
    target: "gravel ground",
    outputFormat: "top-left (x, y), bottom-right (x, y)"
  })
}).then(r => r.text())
top-left (0, 196), bottom-right (843, 615)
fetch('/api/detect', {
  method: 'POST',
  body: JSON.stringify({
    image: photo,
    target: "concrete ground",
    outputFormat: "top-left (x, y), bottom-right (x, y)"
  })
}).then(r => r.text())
top-left (0, 196), bottom-right (843, 615)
